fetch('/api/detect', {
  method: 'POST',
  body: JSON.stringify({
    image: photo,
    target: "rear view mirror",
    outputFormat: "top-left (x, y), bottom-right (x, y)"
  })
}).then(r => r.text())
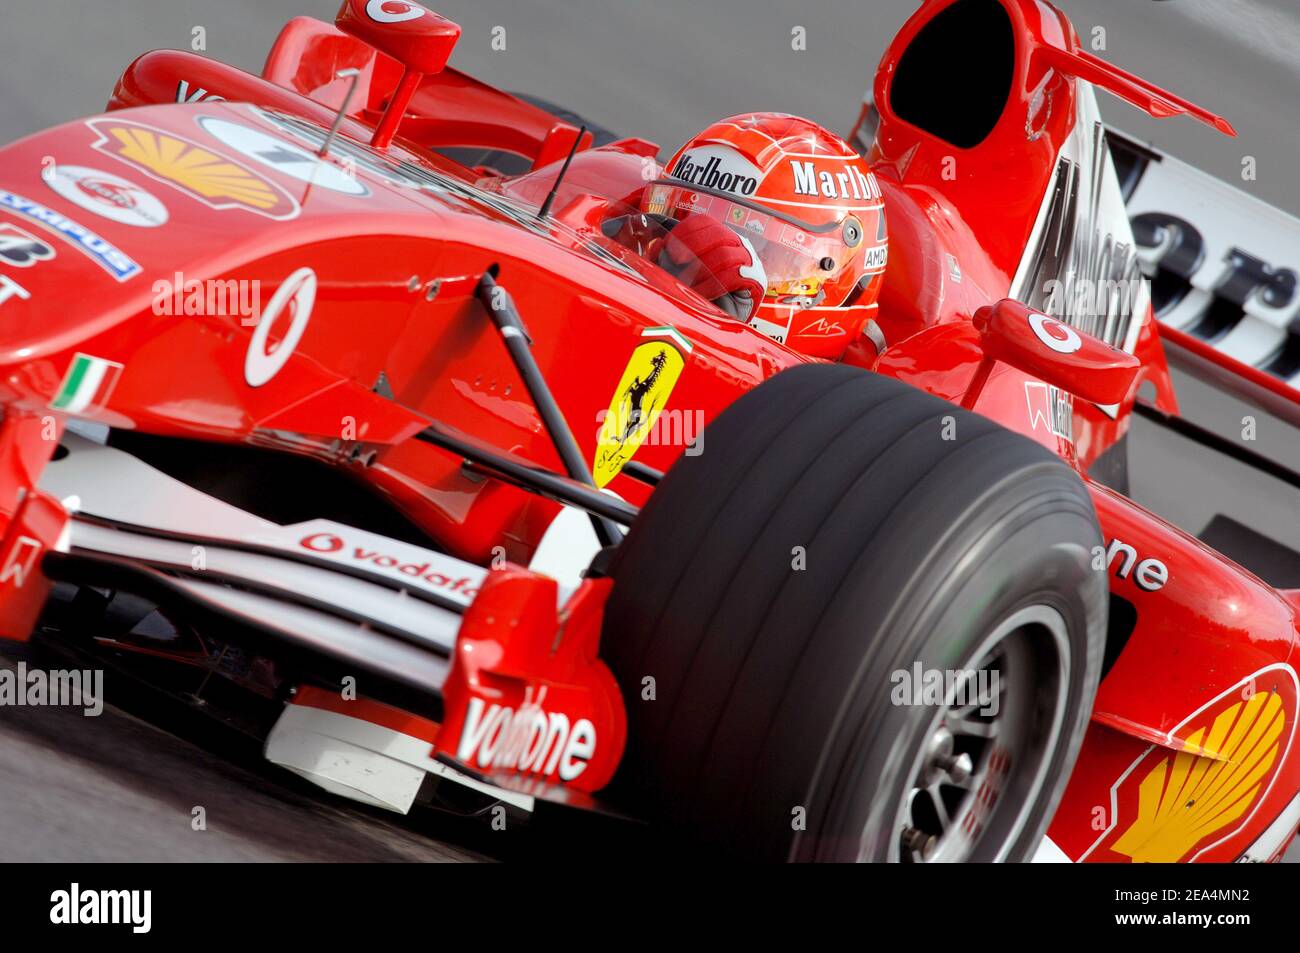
top-left (335, 0), bottom-right (461, 147)
top-left (970, 298), bottom-right (1141, 406)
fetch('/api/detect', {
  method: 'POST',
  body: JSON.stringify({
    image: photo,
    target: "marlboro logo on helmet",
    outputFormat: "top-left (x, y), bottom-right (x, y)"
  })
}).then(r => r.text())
top-left (790, 159), bottom-right (882, 202)
top-left (670, 146), bottom-right (761, 197)
top-left (648, 112), bottom-right (890, 362)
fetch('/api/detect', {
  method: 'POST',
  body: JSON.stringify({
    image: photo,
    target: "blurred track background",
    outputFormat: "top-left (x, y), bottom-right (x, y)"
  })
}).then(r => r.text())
top-left (0, 0), bottom-right (1296, 861)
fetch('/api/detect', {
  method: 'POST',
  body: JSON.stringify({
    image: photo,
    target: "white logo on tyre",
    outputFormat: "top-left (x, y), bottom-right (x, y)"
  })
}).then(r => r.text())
top-left (366, 0), bottom-right (426, 23)
top-left (43, 165), bottom-right (168, 228)
top-left (1028, 312), bottom-right (1082, 354)
top-left (245, 267), bottom-right (316, 387)
top-left (197, 116), bottom-right (369, 196)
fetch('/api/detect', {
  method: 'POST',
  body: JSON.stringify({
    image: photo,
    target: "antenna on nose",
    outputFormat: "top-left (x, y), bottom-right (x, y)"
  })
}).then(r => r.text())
top-left (319, 69), bottom-right (362, 158)
top-left (537, 126), bottom-right (587, 221)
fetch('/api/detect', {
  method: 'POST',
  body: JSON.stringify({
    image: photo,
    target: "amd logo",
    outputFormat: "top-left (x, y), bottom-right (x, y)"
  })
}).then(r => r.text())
top-left (1101, 538), bottom-right (1168, 591)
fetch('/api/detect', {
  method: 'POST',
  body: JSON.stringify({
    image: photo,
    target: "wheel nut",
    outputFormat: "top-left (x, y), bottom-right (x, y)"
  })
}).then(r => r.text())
top-left (900, 825), bottom-right (937, 860)
top-left (936, 752), bottom-right (974, 785)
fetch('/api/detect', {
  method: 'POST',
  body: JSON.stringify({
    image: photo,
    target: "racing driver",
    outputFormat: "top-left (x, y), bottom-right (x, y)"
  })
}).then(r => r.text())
top-left (613, 112), bottom-right (888, 361)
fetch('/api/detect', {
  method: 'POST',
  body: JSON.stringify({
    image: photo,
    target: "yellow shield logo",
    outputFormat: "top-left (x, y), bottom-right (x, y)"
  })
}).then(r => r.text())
top-left (593, 327), bottom-right (690, 488)
top-left (88, 118), bottom-right (299, 221)
top-left (1088, 666), bottom-right (1296, 863)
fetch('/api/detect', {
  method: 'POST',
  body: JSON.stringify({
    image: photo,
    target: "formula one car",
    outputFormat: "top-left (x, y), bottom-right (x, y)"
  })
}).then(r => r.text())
top-left (0, 0), bottom-right (1296, 862)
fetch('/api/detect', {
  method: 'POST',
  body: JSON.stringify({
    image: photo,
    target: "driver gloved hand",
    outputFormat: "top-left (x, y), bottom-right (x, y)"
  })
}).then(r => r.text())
top-left (660, 214), bottom-right (767, 321)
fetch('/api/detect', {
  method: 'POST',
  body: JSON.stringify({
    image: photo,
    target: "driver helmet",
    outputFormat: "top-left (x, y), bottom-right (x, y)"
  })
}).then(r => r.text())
top-left (642, 112), bottom-right (888, 359)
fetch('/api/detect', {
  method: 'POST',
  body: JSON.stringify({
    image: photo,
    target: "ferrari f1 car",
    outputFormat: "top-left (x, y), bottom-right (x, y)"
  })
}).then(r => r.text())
top-left (0, 0), bottom-right (1297, 862)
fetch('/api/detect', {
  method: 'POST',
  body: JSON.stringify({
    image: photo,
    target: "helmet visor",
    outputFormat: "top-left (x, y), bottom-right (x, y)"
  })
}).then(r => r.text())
top-left (646, 181), bottom-right (873, 302)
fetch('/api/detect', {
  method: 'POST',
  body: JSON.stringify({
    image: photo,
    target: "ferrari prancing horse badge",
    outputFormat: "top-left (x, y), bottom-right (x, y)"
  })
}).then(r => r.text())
top-left (592, 326), bottom-right (691, 488)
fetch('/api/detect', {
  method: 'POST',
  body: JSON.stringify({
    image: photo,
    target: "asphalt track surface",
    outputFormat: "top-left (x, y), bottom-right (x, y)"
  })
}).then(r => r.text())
top-left (0, 0), bottom-right (1297, 863)
top-left (0, 652), bottom-right (486, 861)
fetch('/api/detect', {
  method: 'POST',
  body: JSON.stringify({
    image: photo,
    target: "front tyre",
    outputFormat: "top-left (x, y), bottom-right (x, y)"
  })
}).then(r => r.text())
top-left (601, 364), bottom-right (1106, 861)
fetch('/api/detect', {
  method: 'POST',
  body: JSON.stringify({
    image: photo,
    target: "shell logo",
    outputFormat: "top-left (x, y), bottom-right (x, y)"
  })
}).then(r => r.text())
top-left (87, 118), bottom-right (299, 221)
top-left (1089, 669), bottom-right (1297, 863)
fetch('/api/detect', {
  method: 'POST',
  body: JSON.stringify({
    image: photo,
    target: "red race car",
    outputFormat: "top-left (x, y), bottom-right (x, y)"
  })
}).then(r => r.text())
top-left (0, 0), bottom-right (1296, 862)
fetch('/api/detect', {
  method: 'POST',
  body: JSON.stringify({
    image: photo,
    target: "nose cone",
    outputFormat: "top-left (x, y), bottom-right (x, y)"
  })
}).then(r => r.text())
top-left (0, 181), bottom-right (155, 362)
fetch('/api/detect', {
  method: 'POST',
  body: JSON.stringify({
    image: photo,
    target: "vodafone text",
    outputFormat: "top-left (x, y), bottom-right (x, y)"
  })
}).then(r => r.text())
top-left (298, 533), bottom-right (479, 598)
top-left (456, 686), bottom-right (597, 781)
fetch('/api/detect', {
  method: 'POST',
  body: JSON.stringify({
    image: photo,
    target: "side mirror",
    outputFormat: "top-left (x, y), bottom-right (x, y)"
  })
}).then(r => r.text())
top-left (968, 299), bottom-right (1141, 407)
top-left (335, 0), bottom-right (461, 148)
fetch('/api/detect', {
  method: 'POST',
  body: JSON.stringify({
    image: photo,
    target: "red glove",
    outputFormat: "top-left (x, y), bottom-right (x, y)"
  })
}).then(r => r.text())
top-left (661, 214), bottom-right (767, 319)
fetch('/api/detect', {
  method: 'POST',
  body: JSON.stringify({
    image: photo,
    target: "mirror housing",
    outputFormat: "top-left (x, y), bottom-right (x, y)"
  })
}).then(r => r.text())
top-left (336, 0), bottom-right (461, 148)
top-left (969, 298), bottom-right (1142, 407)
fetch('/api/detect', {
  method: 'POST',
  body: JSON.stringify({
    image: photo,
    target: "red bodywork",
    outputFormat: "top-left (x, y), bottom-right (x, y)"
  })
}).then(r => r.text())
top-left (0, 0), bottom-right (1294, 858)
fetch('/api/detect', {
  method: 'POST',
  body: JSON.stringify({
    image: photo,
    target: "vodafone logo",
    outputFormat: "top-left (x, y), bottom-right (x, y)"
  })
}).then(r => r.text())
top-left (300, 532), bottom-right (344, 553)
top-left (245, 267), bottom-right (316, 387)
top-left (296, 530), bottom-right (480, 598)
top-left (1028, 312), bottom-right (1082, 354)
top-left (366, 0), bottom-right (426, 22)
top-left (456, 686), bottom-right (597, 782)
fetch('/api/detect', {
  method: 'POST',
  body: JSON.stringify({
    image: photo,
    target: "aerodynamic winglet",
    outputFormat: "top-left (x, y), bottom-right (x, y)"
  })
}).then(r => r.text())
top-left (1042, 45), bottom-right (1237, 138)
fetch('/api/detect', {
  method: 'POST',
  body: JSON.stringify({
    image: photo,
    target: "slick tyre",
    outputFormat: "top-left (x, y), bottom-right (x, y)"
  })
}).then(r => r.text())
top-left (601, 364), bottom-right (1107, 861)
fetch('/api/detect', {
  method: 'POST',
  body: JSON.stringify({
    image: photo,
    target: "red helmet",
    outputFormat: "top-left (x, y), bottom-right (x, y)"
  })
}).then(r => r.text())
top-left (643, 113), bottom-right (888, 359)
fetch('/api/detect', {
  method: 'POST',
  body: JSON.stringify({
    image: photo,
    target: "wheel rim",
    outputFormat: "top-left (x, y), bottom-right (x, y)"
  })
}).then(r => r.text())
top-left (881, 604), bottom-right (1070, 863)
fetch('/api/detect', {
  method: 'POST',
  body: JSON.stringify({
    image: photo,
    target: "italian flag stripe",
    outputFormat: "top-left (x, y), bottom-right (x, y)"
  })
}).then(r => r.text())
top-left (642, 325), bottom-right (693, 354)
top-left (51, 353), bottom-right (123, 414)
